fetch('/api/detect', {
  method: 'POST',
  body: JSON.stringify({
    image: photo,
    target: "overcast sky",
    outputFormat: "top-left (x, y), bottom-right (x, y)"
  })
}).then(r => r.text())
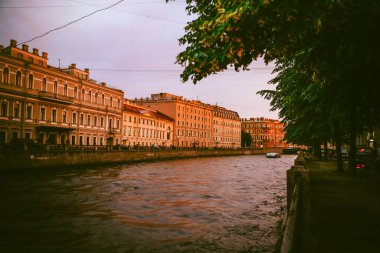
top-left (0, 0), bottom-right (279, 119)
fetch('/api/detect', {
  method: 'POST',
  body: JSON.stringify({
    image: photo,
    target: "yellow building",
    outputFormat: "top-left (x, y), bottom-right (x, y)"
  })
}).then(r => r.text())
top-left (0, 39), bottom-right (123, 146)
top-left (135, 93), bottom-right (213, 148)
top-left (212, 105), bottom-right (241, 148)
top-left (122, 100), bottom-right (174, 148)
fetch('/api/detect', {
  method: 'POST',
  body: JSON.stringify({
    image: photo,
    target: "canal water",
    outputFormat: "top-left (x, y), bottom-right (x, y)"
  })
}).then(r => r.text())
top-left (0, 155), bottom-right (296, 253)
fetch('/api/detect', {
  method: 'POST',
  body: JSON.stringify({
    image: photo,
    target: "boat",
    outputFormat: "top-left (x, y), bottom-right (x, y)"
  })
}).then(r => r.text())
top-left (266, 152), bottom-right (281, 158)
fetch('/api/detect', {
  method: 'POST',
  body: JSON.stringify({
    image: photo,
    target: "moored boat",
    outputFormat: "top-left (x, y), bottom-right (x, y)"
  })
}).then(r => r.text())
top-left (266, 152), bottom-right (281, 158)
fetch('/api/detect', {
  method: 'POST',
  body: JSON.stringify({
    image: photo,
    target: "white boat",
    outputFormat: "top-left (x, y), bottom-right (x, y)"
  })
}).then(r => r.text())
top-left (266, 152), bottom-right (281, 158)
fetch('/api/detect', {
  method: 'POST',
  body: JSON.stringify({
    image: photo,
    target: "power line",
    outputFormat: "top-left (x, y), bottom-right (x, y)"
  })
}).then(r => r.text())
top-left (89, 67), bottom-right (274, 72)
top-left (18, 0), bottom-right (125, 46)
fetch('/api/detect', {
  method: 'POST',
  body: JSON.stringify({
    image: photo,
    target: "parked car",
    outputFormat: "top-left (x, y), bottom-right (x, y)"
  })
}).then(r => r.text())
top-left (355, 147), bottom-right (375, 171)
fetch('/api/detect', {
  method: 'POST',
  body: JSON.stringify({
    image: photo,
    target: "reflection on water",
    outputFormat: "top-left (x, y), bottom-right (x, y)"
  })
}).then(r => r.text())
top-left (0, 155), bottom-right (296, 253)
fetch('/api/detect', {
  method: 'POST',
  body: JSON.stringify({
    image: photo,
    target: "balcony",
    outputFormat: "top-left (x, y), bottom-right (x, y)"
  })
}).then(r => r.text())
top-left (39, 91), bottom-right (74, 104)
top-left (108, 128), bottom-right (119, 134)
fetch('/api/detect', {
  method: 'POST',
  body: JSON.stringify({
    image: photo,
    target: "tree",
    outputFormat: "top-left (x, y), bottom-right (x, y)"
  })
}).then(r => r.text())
top-left (170, 0), bottom-right (380, 171)
top-left (241, 130), bottom-right (252, 148)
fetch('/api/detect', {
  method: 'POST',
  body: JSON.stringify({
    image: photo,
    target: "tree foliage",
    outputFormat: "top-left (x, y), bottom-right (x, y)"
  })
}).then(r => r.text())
top-left (170, 0), bottom-right (380, 168)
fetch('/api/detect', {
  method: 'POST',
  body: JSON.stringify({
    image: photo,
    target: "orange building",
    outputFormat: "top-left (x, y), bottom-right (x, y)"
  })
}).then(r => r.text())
top-left (241, 117), bottom-right (286, 148)
top-left (122, 100), bottom-right (174, 148)
top-left (134, 93), bottom-right (214, 148)
top-left (0, 39), bottom-right (123, 146)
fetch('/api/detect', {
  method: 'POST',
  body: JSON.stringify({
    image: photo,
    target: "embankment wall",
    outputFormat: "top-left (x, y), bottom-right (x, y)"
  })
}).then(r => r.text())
top-left (1, 149), bottom-right (257, 171)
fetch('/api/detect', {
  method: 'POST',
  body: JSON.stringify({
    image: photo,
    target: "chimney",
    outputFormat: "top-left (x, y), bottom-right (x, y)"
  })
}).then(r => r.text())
top-left (100, 82), bottom-right (106, 87)
top-left (22, 44), bottom-right (29, 52)
top-left (85, 68), bottom-right (90, 73)
top-left (42, 52), bottom-right (48, 59)
top-left (33, 48), bottom-right (39, 55)
top-left (10, 39), bottom-right (17, 47)
top-left (70, 63), bottom-right (76, 69)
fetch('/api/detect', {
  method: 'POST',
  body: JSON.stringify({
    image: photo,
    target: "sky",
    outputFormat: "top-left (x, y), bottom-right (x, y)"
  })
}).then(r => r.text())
top-left (0, 0), bottom-right (279, 119)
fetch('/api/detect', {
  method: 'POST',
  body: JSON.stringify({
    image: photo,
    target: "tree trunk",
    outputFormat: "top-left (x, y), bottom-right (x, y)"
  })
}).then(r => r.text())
top-left (334, 120), bottom-right (343, 171)
top-left (348, 107), bottom-right (357, 172)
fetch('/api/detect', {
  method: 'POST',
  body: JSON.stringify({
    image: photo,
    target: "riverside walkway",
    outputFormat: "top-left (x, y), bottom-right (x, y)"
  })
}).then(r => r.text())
top-left (304, 160), bottom-right (380, 253)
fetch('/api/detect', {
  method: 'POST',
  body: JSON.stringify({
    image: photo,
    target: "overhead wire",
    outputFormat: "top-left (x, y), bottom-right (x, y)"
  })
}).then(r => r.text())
top-left (18, 0), bottom-right (125, 45)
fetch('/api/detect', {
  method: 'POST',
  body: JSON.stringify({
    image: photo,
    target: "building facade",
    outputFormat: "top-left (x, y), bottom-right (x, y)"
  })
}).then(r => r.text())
top-left (0, 39), bottom-right (123, 146)
top-left (212, 105), bottom-right (241, 148)
top-left (135, 93), bottom-right (214, 148)
top-left (241, 117), bottom-right (286, 148)
top-left (122, 100), bottom-right (174, 148)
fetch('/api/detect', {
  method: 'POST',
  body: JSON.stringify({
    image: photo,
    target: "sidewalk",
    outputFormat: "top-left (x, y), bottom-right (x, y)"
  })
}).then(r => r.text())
top-left (305, 160), bottom-right (380, 253)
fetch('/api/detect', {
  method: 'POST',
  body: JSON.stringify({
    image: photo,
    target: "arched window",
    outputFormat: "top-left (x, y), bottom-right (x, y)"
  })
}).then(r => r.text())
top-left (95, 93), bottom-right (98, 104)
top-left (82, 89), bottom-right (85, 100)
top-left (110, 96), bottom-right (113, 107)
top-left (16, 71), bottom-right (21, 86)
top-left (64, 83), bottom-right (68, 96)
top-left (74, 87), bottom-right (78, 98)
top-left (102, 94), bottom-right (105, 105)
top-left (28, 74), bottom-right (33, 89)
top-left (42, 78), bottom-right (47, 91)
top-left (88, 90), bottom-right (92, 102)
top-left (54, 81), bottom-right (58, 94)
top-left (3, 68), bottom-right (9, 84)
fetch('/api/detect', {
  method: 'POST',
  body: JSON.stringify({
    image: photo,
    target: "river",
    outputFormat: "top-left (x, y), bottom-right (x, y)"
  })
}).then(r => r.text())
top-left (0, 155), bottom-right (296, 253)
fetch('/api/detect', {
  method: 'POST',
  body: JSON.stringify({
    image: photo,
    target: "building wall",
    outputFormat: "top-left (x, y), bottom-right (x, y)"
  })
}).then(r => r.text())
top-left (0, 39), bottom-right (123, 146)
top-left (122, 101), bottom-right (174, 147)
top-left (135, 93), bottom-right (214, 148)
top-left (213, 106), bottom-right (241, 148)
top-left (241, 117), bottom-right (286, 148)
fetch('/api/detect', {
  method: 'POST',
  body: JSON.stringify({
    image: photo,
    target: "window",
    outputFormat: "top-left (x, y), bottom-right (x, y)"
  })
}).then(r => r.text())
top-left (102, 94), bottom-right (105, 105)
top-left (40, 107), bottom-right (46, 121)
top-left (42, 78), bottom-right (47, 91)
top-left (80, 114), bottom-right (84, 125)
top-left (100, 117), bottom-right (104, 127)
top-left (116, 119), bottom-right (120, 129)
top-left (62, 110), bottom-right (67, 123)
top-left (64, 84), bottom-right (68, 96)
top-left (95, 93), bottom-right (98, 104)
top-left (87, 114), bottom-right (91, 126)
top-left (3, 68), bottom-right (9, 84)
top-left (72, 112), bottom-right (77, 124)
top-left (108, 118), bottom-right (113, 129)
top-left (52, 109), bottom-right (57, 122)
top-left (16, 71), bottom-right (21, 86)
top-left (88, 90), bottom-right (92, 102)
top-left (1, 101), bottom-right (8, 117)
top-left (74, 87), bottom-right (78, 98)
top-left (94, 116), bottom-right (98, 126)
top-left (117, 99), bottom-right (120, 109)
top-left (93, 137), bottom-right (97, 146)
top-left (110, 96), bottom-right (113, 107)
top-left (54, 81), bottom-right (58, 95)
top-left (28, 74), bottom-right (33, 89)
top-left (26, 105), bottom-right (32, 119)
top-left (14, 103), bottom-right (20, 118)
top-left (82, 89), bottom-right (85, 100)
